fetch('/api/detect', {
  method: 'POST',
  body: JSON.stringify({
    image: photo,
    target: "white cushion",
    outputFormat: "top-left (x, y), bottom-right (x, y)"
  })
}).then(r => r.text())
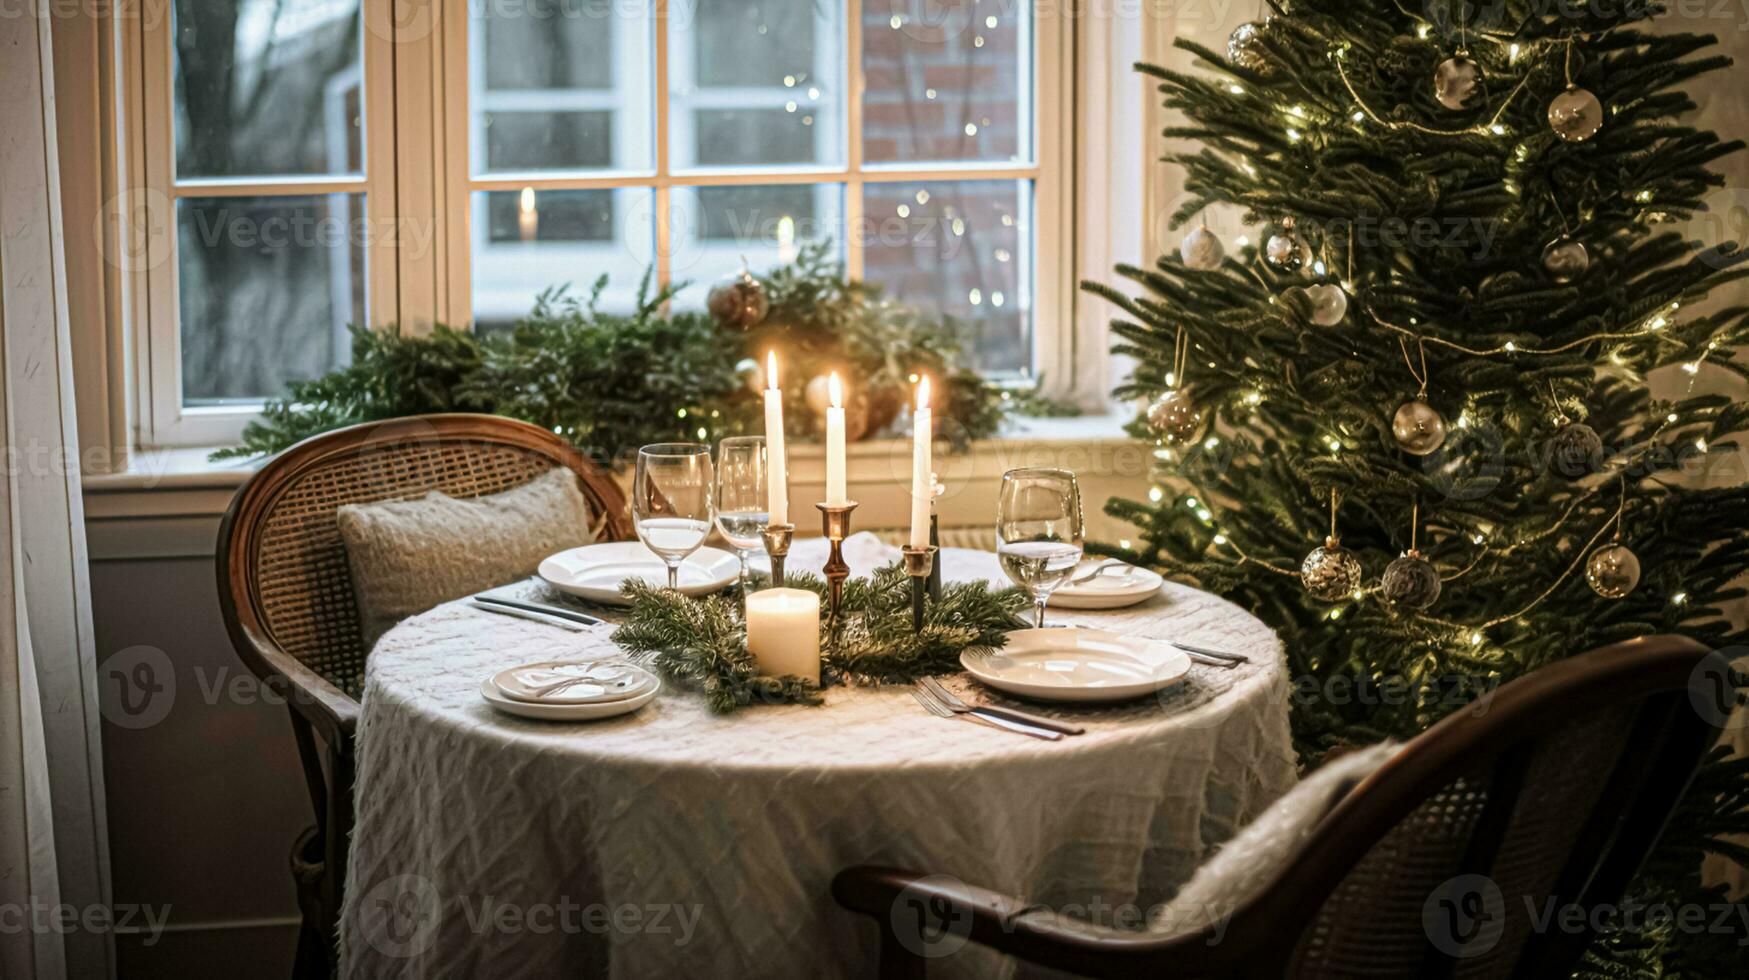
top-left (337, 467), bottom-right (600, 646)
top-left (1150, 741), bottom-right (1399, 936)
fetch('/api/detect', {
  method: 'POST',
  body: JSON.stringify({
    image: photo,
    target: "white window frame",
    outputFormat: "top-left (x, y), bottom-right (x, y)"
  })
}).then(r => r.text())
top-left (436, 0), bottom-right (1069, 378)
top-left (116, 0), bottom-right (1075, 449)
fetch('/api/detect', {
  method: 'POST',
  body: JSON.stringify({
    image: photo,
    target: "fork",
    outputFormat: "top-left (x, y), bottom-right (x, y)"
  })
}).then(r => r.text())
top-left (911, 687), bottom-right (1062, 741)
top-left (918, 676), bottom-right (1085, 735)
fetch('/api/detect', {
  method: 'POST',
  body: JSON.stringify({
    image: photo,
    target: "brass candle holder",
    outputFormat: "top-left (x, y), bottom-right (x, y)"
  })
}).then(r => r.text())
top-left (901, 545), bottom-right (938, 632)
top-left (927, 513), bottom-right (943, 602)
top-left (760, 522), bottom-right (795, 588)
top-left (816, 501), bottom-right (859, 622)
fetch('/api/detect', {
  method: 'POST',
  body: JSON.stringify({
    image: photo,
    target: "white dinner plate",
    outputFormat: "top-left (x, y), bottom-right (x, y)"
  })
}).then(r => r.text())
top-left (539, 542), bottom-right (740, 606)
top-left (960, 628), bottom-right (1191, 703)
top-left (480, 676), bottom-right (660, 721)
top-left (491, 660), bottom-right (658, 705)
top-left (1049, 561), bottom-right (1165, 610)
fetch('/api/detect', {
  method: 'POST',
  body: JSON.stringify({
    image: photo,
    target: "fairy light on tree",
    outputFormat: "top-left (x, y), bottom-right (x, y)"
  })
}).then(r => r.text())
top-left (1085, 5), bottom-right (1749, 973)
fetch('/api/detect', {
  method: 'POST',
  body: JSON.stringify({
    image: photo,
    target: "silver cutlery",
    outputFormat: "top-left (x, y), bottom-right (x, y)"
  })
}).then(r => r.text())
top-left (917, 676), bottom-right (1085, 735)
top-left (1172, 642), bottom-right (1247, 664)
top-left (912, 686), bottom-right (1063, 741)
top-left (1183, 651), bottom-right (1239, 670)
top-left (469, 599), bottom-right (589, 631)
top-left (474, 594), bottom-right (605, 627)
top-left (1067, 560), bottom-right (1133, 586)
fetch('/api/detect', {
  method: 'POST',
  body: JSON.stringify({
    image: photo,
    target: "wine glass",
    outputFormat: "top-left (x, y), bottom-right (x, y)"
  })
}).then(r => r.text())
top-left (996, 467), bottom-right (1085, 629)
top-left (714, 436), bottom-right (770, 593)
top-left (633, 443), bottom-right (715, 590)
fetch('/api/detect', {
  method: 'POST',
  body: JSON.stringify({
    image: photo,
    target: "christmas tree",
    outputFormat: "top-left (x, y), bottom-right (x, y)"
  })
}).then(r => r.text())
top-left (1090, 1), bottom-right (1749, 973)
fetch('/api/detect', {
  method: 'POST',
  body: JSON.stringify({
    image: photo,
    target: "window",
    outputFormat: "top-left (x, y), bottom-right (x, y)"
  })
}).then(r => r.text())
top-left (122, 0), bottom-right (1067, 446)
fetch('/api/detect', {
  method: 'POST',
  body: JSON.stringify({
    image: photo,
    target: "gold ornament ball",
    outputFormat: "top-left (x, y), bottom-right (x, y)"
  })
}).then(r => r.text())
top-left (706, 270), bottom-right (769, 330)
top-left (1392, 399), bottom-right (1449, 456)
top-left (1381, 550), bottom-right (1442, 610)
top-left (1547, 419), bottom-right (1603, 480)
top-left (1548, 85), bottom-right (1604, 142)
top-left (1301, 538), bottom-right (1363, 602)
top-left (1433, 55), bottom-right (1482, 110)
top-left (1147, 389), bottom-right (1202, 445)
top-left (1585, 543), bottom-right (1641, 599)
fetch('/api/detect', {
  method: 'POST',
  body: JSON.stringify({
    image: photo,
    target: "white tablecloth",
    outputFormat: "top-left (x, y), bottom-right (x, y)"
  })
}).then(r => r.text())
top-left (340, 536), bottom-right (1297, 979)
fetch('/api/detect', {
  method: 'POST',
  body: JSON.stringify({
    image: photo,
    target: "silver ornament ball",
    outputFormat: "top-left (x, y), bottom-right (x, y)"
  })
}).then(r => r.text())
top-left (1548, 85), bottom-right (1604, 142)
top-left (1541, 236), bottom-right (1590, 282)
top-left (1434, 55), bottom-right (1483, 110)
top-left (1147, 389), bottom-right (1202, 445)
top-left (1393, 399), bottom-right (1449, 456)
top-left (734, 357), bottom-right (764, 395)
top-left (1180, 225), bottom-right (1225, 271)
top-left (1306, 283), bottom-right (1349, 326)
top-left (1585, 543), bottom-right (1641, 599)
top-left (1227, 21), bottom-right (1270, 73)
top-left (1265, 229), bottom-right (1305, 273)
top-left (1301, 538), bottom-right (1364, 602)
top-left (1382, 550), bottom-right (1443, 610)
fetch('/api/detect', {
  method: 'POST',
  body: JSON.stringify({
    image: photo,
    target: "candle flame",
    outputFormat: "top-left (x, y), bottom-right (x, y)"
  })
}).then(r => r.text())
top-left (766, 351), bottom-right (778, 390)
top-left (828, 372), bottom-right (843, 409)
top-left (917, 375), bottom-right (930, 411)
top-left (519, 187), bottom-right (536, 215)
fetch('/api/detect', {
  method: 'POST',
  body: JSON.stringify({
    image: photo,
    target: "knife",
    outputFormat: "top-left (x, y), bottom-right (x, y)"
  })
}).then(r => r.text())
top-left (961, 710), bottom-right (1064, 741)
top-left (469, 599), bottom-right (589, 631)
top-left (474, 594), bottom-right (605, 626)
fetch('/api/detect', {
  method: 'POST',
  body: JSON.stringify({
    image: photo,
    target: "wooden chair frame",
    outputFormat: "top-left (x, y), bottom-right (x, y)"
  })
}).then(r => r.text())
top-left (215, 414), bottom-right (630, 976)
top-left (834, 635), bottom-right (1724, 979)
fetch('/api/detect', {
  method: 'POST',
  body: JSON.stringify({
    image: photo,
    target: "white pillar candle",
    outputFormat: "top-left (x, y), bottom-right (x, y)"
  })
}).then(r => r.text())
top-left (745, 588), bottom-right (820, 684)
top-left (909, 376), bottom-right (932, 549)
top-left (763, 351), bottom-right (788, 525)
top-left (825, 372), bottom-right (848, 506)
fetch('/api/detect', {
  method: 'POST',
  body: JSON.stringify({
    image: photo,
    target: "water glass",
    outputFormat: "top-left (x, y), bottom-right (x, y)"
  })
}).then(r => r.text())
top-left (714, 436), bottom-right (770, 592)
top-left (633, 443), bottom-right (714, 590)
top-left (996, 467), bottom-right (1085, 628)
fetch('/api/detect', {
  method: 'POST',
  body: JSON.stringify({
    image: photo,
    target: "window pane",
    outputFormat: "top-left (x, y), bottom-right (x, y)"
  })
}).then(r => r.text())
top-left (861, 180), bottom-right (1029, 375)
top-left (173, 0), bottom-right (364, 179)
top-left (470, 188), bottom-right (657, 330)
top-left (470, 0), bottom-right (653, 174)
top-left (669, 183), bottom-right (842, 307)
top-left (177, 195), bottom-right (365, 404)
top-left (861, 0), bottom-right (1029, 165)
top-left (669, 0), bottom-right (844, 170)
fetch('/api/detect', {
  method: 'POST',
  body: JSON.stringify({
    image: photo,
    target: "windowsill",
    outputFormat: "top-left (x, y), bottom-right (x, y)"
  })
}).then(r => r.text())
top-left (81, 412), bottom-right (1151, 560)
top-left (83, 412), bottom-right (1140, 494)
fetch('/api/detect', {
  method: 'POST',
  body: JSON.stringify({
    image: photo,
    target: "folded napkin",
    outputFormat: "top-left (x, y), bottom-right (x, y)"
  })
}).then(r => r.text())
top-left (493, 661), bottom-right (652, 705)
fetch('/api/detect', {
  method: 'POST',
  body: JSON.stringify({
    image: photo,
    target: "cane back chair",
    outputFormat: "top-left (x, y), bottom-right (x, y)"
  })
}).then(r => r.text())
top-left (216, 414), bottom-right (631, 976)
top-left (835, 635), bottom-right (1727, 978)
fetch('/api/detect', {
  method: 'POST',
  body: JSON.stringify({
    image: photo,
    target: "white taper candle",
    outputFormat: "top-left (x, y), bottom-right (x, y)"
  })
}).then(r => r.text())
top-left (763, 351), bottom-right (788, 525)
top-left (909, 377), bottom-right (932, 549)
top-left (825, 372), bottom-right (847, 506)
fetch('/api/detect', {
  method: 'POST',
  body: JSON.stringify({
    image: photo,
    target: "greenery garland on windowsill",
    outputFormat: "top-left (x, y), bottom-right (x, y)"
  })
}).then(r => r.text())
top-left (212, 244), bottom-right (1077, 465)
top-left (610, 565), bottom-right (1028, 713)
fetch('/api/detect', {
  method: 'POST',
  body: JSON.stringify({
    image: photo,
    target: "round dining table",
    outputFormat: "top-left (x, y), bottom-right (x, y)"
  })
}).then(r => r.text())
top-left (339, 535), bottom-right (1297, 979)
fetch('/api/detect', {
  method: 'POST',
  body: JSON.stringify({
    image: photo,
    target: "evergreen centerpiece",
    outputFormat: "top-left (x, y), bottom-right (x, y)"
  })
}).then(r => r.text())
top-left (1089, 3), bottom-right (1749, 974)
top-left (611, 567), bottom-right (1026, 713)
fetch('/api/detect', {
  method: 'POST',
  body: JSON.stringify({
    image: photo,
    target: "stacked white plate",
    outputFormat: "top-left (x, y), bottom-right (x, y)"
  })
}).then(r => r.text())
top-left (480, 660), bottom-right (661, 721)
top-left (1048, 561), bottom-right (1165, 610)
